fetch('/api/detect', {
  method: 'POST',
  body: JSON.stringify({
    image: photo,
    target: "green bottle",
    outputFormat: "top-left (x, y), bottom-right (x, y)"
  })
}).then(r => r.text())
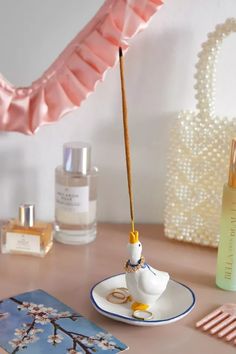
top-left (216, 139), bottom-right (236, 291)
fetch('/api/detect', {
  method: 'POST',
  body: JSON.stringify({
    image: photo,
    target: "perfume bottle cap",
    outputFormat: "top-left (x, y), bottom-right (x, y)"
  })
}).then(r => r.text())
top-left (19, 204), bottom-right (35, 227)
top-left (228, 139), bottom-right (236, 188)
top-left (63, 142), bottom-right (91, 174)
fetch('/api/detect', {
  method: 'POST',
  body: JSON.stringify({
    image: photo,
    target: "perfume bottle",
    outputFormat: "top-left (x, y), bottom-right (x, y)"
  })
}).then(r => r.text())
top-left (216, 139), bottom-right (236, 290)
top-left (54, 142), bottom-right (98, 245)
top-left (1, 204), bottom-right (53, 257)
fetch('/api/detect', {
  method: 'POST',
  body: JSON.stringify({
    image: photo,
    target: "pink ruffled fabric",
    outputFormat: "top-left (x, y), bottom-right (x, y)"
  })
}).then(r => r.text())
top-left (0, 0), bottom-right (163, 134)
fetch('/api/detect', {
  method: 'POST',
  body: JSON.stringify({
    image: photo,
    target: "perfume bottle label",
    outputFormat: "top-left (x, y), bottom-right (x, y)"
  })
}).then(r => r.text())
top-left (55, 184), bottom-right (89, 213)
top-left (5, 233), bottom-right (41, 254)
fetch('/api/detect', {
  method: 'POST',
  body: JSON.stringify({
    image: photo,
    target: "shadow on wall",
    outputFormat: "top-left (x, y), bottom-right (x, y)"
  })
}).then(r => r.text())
top-left (0, 134), bottom-right (38, 218)
top-left (92, 28), bottom-right (194, 223)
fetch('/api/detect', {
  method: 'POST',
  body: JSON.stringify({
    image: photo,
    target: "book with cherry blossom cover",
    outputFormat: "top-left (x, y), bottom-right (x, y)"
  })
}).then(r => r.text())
top-left (0, 289), bottom-right (128, 354)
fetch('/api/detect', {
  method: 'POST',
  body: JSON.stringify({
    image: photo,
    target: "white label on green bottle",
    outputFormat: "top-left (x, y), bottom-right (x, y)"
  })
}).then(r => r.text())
top-left (55, 184), bottom-right (89, 213)
top-left (5, 233), bottom-right (41, 253)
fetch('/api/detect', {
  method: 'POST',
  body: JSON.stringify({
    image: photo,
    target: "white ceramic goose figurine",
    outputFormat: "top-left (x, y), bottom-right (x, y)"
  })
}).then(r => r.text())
top-left (125, 231), bottom-right (170, 311)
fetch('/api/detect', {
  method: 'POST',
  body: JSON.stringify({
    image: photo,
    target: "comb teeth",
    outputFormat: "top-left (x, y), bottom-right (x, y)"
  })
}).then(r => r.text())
top-left (196, 304), bottom-right (236, 344)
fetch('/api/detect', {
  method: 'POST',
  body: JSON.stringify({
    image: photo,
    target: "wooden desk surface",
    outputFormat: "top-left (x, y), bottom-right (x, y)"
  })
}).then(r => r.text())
top-left (0, 224), bottom-right (235, 354)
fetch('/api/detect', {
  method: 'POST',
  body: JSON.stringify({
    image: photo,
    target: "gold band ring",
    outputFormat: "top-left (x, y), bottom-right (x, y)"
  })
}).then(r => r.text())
top-left (132, 310), bottom-right (153, 321)
top-left (106, 292), bottom-right (128, 304)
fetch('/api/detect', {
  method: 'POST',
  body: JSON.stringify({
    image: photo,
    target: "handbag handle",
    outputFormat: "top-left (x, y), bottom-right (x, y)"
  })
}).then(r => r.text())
top-left (195, 18), bottom-right (236, 117)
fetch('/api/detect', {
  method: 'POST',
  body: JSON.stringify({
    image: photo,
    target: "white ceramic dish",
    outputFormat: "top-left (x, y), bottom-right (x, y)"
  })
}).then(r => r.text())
top-left (90, 273), bottom-right (195, 326)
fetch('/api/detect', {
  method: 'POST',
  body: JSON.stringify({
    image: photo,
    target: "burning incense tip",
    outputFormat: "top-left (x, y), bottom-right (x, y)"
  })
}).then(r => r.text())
top-left (119, 47), bottom-right (123, 58)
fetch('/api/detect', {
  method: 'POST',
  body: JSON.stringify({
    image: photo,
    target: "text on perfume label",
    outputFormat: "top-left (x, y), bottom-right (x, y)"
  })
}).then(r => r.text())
top-left (5, 233), bottom-right (41, 254)
top-left (55, 184), bottom-right (89, 213)
top-left (224, 206), bottom-right (236, 280)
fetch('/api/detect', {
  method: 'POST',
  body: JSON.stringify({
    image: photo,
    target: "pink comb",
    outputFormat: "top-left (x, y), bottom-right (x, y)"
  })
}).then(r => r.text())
top-left (196, 304), bottom-right (236, 344)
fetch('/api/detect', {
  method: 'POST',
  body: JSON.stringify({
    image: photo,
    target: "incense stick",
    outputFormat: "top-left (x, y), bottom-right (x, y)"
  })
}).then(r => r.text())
top-left (119, 47), bottom-right (135, 233)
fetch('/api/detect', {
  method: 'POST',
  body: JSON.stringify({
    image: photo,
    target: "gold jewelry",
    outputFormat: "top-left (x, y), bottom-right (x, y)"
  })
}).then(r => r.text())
top-left (106, 288), bottom-right (130, 304)
top-left (124, 256), bottom-right (145, 273)
top-left (112, 291), bottom-right (126, 299)
top-left (114, 287), bottom-right (130, 297)
top-left (132, 310), bottom-right (153, 321)
top-left (106, 293), bottom-right (128, 304)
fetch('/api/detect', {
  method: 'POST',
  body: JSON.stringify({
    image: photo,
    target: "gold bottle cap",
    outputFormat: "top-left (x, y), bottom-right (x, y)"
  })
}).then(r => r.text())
top-left (228, 139), bottom-right (236, 188)
top-left (19, 204), bottom-right (35, 227)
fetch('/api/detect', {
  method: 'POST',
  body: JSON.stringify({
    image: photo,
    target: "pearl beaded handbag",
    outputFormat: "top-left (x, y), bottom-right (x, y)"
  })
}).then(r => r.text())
top-left (164, 18), bottom-right (236, 247)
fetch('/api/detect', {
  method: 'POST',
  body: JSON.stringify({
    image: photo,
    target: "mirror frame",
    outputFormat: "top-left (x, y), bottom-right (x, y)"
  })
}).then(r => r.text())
top-left (0, 0), bottom-right (163, 134)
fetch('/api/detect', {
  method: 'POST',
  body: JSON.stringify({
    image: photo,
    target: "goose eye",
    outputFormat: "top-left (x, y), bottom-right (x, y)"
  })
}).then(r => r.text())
top-left (138, 243), bottom-right (141, 247)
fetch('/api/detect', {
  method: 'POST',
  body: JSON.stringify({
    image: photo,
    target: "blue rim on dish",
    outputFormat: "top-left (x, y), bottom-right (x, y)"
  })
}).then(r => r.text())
top-left (90, 273), bottom-right (196, 324)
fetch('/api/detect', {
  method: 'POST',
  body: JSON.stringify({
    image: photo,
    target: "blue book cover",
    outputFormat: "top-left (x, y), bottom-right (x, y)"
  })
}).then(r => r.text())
top-left (0, 289), bottom-right (128, 354)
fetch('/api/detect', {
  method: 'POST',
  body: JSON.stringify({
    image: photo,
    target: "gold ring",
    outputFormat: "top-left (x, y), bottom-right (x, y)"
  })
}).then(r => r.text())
top-left (112, 288), bottom-right (129, 296)
top-left (111, 291), bottom-right (127, 299)
top-left (106, 293), bottom-right (128, 304)
top-left (132, 310), bottom-right (153, 321)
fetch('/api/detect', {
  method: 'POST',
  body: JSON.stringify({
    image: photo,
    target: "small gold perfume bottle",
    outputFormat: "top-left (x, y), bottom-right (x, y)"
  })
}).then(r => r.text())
top-left (1, 204), bottom-right (53, 257)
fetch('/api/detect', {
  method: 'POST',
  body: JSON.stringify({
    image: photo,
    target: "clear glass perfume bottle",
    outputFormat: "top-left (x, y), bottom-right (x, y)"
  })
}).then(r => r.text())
top-left (1, 204), bottom-right (53, 257)
top-left (54, 142), bottom-right (98, 245)
top-left (216, 139), bottom-right (236, 290)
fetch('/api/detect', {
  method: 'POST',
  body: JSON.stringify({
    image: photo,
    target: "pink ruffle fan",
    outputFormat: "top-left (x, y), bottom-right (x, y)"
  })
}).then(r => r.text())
top-left (0, 0), bottom-right (163, 134)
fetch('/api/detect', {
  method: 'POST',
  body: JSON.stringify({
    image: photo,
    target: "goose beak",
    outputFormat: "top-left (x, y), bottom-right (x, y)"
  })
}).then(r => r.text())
top-left (129, 231), bottom-right (139, 244)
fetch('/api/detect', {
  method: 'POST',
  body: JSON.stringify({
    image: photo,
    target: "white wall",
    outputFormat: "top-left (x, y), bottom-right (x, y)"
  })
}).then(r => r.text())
top-left (0, 0), bottom-right (236, 223)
